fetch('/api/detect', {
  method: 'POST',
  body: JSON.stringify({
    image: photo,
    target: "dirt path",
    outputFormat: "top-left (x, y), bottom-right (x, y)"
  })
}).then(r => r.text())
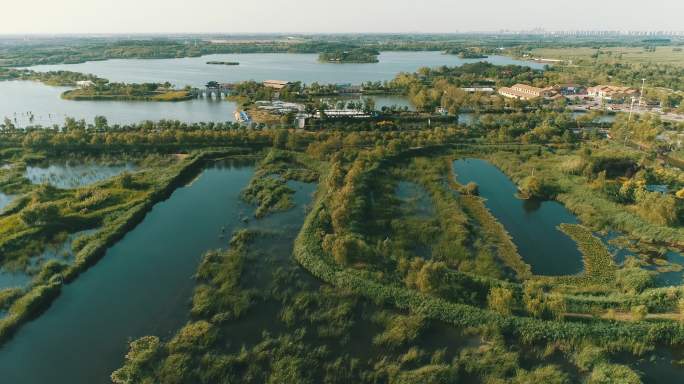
top-left (565, 311), bottom-right (682, 322)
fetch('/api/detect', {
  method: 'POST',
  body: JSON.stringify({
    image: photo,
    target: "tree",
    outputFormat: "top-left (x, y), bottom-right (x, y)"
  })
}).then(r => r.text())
top-left (94, 115), bottom-right (108, 131)
top-left (273, 129), bottom-right (288, 149)
top-left (2, 117), bottom-right (15, 131)
top-left (487, 287), bottom-right (514, 316)
top-left (363, 97), bottom-right (376, 114)
top-left (519, 175), bottom-right (543, 199)
top-left (415, 261), bottom-right (449, 296)
top-left (634, 191), bottom-right (678, 226)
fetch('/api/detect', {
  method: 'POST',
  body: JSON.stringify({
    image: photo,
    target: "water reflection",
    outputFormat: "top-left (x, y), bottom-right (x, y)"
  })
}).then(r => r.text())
top-left (25, 162), bottom-right (136, 189)
top-left (453, 158), bottom-right (583, 276)
top-left (0, 230), bottom-right (96, 290)
top-left (0, 193), bottom-right (14, 212)
top-left (521, 198), bottom-right (542, 212)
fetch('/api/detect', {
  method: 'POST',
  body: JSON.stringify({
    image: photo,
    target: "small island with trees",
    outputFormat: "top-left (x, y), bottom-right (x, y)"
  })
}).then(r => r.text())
top-left (319, 48), bottom-right (380, 63)
top-left (206, 61), bottom-right (240, 65)
top-left (61, 81), bottom-right (193, 101)
top-left (445, 48), bottom-right (489, 58)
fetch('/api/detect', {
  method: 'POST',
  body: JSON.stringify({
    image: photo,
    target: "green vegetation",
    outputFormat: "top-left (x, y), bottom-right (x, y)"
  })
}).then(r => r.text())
top-left (0, 151), bottom-right (243, 344)
top-left (529, 46), bottom-right (684, 67)
top-left (319, 48), bottom-right (380, 63)
top-left (559, 224), bottom-right (616, 282)
top-left (0, 68), bottom-right (99, 86)
top-left (3, 33), bottom-right (684, 381)
top-left (241, 150), bottom-right (318, 218)
top-left (61, 82), bottom-right (193, 102)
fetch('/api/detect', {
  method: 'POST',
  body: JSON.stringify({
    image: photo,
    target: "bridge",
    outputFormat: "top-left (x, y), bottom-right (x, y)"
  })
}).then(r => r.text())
top-left (192, 82), bottom-right (239, 99)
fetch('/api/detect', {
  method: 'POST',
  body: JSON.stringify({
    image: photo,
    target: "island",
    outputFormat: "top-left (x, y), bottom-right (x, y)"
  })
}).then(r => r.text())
top-left (61, 82), bottom-right (193, 102)
top-left (206, 61), bottom-right (240, 65)
top-left (319, 48), bottom-right (380, 63)
top-left (444, 48), bottom-right (489, 58)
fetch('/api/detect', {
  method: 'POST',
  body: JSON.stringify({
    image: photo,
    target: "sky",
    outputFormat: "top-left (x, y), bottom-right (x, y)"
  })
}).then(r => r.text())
top-left (1, 0), bottom-right (682, 34)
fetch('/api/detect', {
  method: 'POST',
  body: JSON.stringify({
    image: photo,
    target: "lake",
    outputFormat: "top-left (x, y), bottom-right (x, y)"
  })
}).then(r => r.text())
top-left (0, 80), bottom-right (238, 127)
top-left (1, 51), bottom-right (544, 127)
top-left (453, 158), bottom-right (584, 276)
top-left (27, 52), bottom-right (545, 87)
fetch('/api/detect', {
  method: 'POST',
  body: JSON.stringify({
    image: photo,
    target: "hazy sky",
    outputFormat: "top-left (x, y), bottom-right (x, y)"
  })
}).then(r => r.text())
top-left (2, 0), bottom-right (682, 34)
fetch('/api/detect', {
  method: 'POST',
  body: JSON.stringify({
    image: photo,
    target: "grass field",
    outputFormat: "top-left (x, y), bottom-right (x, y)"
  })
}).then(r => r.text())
top-left (530, 46), bottom-right (684, 67)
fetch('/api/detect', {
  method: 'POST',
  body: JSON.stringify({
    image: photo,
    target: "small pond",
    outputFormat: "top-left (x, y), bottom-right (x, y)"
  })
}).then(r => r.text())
top-left (599, 231), bottom-right (684, 287)
top-left (0, 230), bottom-right (96, 291)
top-left (0, 193), bottom-right (14, 212)
top-left (25, 161), bottom-right (136, 189)
top-left (613, 347), bottom-right (684, 384)
top-left (395, 181), bottom-right (434, 218)
top-left (453, 158), bottom-right (584, 276)
top-left (652, 251), bottom-right (684, 287)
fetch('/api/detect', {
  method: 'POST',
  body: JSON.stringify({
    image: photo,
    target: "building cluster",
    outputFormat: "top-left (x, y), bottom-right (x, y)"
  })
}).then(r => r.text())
top-left (497, 84), bottom-right (559, 100)
top-left (497, 82), bottom-right (638, 102)
top-left (255, 100), bottom-right (304, 114)
top-left (76, 80), bottom-right (95, 88)
top-left (263, 80), bottom-right (292, 90)
top-left (586, 85), bottom-right (638, 101)
top-left (461, 87), bottom-right (495, 93)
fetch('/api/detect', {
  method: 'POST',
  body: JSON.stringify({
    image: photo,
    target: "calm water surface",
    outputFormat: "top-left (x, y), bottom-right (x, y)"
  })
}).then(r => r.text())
top-left (0, 230), bottom-right (96, 291)
top-left (0, 192), bottom-right (13, 212)
top-left (395, 181), bottom-right (434, 218)
top-left (453, 158), bottom-right (583, 276)
top-left (0, 80), bottom-right (238, 127)
top-left (0, 161), bottom-right (256, 383)
top-left (25, 161), bottom-right (136, 189)
top-left (27, 52), bottom-right (545, 87)
top-left (3, 52), bottom-right (543, 127)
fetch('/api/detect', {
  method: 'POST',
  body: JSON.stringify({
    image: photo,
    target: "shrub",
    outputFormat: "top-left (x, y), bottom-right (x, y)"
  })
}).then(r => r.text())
top-left (111, 336), bottom-right (161, 384)
top-left (634, 191), bottom-right (679, 226)
top-left (391, 364), bottom-right (458, 384)
top-left (513, 365), bottom-right (570, 384)
top-left (488, 287), bottom-right (514, 316)
top-left (373, 314), bottom-right (426, 347)
top-left (167, 321), bottom-right (218, 353)
top-left (462, 182), bottom-right (479, 196)
top-left (573, 344), bottom-right (607, 372)
top-left (587, 363), bottom-right (642, 384)
top-left (616, 266), bottom-right (654, 294)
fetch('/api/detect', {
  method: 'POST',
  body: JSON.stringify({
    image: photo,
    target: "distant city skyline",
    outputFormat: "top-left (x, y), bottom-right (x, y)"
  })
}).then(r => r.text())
top-left (1, 0), bottom-right (683, 35)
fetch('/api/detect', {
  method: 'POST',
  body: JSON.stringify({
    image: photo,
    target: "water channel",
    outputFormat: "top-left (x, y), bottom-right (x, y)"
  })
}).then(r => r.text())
top-left (453, 158), bottom-right (584, 276)
top-left (0, 159), bottom-right (315, 384)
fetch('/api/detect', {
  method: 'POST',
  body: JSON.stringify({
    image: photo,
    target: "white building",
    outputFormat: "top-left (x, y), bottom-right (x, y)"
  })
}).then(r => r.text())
top-left (76, 80), bottom-right (95, 88)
